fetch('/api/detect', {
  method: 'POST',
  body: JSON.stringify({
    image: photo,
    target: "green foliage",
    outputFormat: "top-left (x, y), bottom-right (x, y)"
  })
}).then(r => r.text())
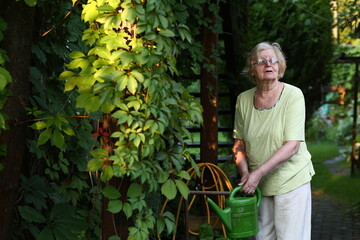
top-left (336, 0), bottom-right (360, 42)
top-left (18, 203), bottom-right (88, 240)
top-left (235, 0), bottom-right (334, 117)
top-left (0, 16), bottom-right (11, 170)
top-left (309, 44), bottom-right (360, 148)
top-left (332, 44), bottom-right (360, 87)
top-left (12, 1), bottom-right (102, 239)
top-left (58, 0), bottom-right (206, 238)
top-left (30, 114), bottom-right (76, 149)
top-left (195, 222), bottom-right (227, 240)
top-left (16, 174), bottom-right (100, 240)
top-left (24, 0), bottom-right (37, 7)
top-left (0, 0), bottom-right (219, 238)
top-left (16, 0), bottom-right (37, 7)
top-left (156, 211), bottom-right (176, 237)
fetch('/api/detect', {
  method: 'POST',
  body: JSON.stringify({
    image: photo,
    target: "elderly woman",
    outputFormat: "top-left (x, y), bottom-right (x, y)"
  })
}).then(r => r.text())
top-left (232, 42), bottom-right (315, 240)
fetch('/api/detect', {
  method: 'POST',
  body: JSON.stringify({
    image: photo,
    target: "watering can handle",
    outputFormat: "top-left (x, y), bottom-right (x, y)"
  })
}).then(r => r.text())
top-left (230, 186), bottom-right (262, 207)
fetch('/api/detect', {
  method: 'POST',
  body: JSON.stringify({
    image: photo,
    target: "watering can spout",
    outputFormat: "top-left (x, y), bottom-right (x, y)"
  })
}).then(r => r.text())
top-left (206, 197), bottom-right (232, 231)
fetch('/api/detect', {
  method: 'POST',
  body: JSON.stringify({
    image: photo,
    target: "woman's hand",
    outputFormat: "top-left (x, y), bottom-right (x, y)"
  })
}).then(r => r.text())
top-left (239, 169), bottom-right (262, 194)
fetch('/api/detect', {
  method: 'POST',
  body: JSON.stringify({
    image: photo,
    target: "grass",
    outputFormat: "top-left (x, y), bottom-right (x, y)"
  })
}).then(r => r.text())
top-left (308, 141), bottom-right (360, 207)
top-left (307, 141), bottom-right (341, 164)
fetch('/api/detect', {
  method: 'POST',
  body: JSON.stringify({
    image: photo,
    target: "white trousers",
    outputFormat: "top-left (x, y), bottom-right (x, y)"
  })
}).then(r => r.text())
top-left (256, 182), bottom-right (312, 240)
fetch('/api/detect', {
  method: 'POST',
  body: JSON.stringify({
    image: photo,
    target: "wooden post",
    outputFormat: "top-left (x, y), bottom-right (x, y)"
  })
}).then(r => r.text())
top-left (100, 114), bottom-right (130, 239)
top-left (200, 0), bottom-right (218, 164)
top-left (0, 1), bottom-right (34, 239)
top-left (351, 62), bottom-right (359, 176)
top-left (102, 177), bottom-right (130, 239)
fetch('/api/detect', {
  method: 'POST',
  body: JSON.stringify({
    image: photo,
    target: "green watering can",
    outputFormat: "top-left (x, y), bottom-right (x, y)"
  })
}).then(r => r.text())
top-left (206, 186), bottom-right (261, 239)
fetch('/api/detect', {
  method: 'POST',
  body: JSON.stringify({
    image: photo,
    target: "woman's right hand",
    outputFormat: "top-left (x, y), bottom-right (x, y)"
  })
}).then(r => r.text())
top-left (239, 170), bottom-right (261, 194)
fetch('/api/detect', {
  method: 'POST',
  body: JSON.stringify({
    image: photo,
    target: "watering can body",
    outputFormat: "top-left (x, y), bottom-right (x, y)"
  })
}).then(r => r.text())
top-left (206, 186), bottom-right (261, 239)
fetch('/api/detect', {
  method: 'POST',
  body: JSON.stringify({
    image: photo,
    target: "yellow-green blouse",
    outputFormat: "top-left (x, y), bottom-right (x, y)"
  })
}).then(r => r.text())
top-left (233, 83), bottom-right (315, 196)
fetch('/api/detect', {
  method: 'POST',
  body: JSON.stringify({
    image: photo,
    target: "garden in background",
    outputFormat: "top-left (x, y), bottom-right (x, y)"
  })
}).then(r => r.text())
top-left (306, 41), bottom-right (360, 210)
top-left (0, 0), bottom-right (359, 239)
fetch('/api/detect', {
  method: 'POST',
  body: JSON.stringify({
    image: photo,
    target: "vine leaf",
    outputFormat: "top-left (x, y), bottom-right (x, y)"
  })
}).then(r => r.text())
top-left (76, 92), bottom-right (101, 113)
top-left (68, 51), bottom-right (86, 59)
top-left (0, 74), bottom-right (6, 91)
top-left (158, 171), bottom-right (169, 183)
top-left (161, 179), bottom-right (177, 200)
top-left (50, 203), bottom-right (75, 219)
top-left (130, 70), bottom-right (144, 83)
top-left (37, 227), bottom-right (54, 240)
top-left (87, 157), bottom-right (105, 172)
top-left (102, 185), bottom-right (121, 199)
top-left (108, 200), bottom-right (123, 214)
top-left (108, 236), bottom-right (121, 240)
top-left (175, 170), bottom-right (191, 180)
top-left (175, 179), bottom-right (189, 200)
top-left (101, 165), bottom-right (114, 182)
top-left (157, 217), bottom-right (165, 235)
top-left (97, 5), bottom-right (115, 12)
top-left (127, 183), bottom-right (142, 198)
top-left (123, 202), bottom-right (132, 219)
top-left (159, 29), bottom-right (175, 37)
top-left (31, 121), bottom-right (47, 130)
top-left (24, 0), bottom-right (37, 7)
top-left (87, 148), bottom-right (108, 171)
top-left (162, 211), bottom-right (176, 235)
top-left (52, 129), bottom-right (64, 149)
top-left (127, 75), bottom-right (138, 94)
top-left (123, 7), bottom-right (136, 23)
top-left (18, 206), bottom-right (46, 223)
top-left (62, 126), bottom-right (75, 136)
top-left (38, 128), bottom-right (52, 146)
top-left (82, 2), bottom-right (99, 23)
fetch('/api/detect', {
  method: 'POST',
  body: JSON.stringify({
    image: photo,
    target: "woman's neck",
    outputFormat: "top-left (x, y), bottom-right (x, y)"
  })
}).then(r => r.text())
top-left (254, 81), bottom-right (284, 110)
top-left (256, 80), bottom-right (280, 95)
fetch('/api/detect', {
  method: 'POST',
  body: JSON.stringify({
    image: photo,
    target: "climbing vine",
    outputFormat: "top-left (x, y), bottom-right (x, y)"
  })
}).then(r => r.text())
top-left (11, 0), bottom-right (220, 239)
top-left (59, 0), bottom-right (204, 239)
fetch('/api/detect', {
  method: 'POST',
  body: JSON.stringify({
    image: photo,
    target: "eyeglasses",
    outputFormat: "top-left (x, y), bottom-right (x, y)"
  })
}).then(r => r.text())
top-left (252, 58), bottom-right (279, 66)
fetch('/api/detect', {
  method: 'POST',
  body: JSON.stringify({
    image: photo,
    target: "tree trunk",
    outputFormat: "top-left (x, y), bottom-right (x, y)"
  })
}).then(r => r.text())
top-left (0, 1), bottom-right (34, 238)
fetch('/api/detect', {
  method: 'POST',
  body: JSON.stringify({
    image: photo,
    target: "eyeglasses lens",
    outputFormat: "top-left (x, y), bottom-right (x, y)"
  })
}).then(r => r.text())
top-left (253, 58), bottom-right (279, 66)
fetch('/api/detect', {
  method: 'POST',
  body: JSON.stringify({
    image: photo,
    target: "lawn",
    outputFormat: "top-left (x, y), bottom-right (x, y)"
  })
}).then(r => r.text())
top-left (308, 141), bottom-right (360, 208)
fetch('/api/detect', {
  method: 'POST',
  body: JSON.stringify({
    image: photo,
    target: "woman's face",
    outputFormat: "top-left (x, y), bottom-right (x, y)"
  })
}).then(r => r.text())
top-left (252, 49), bottom-right (279, 83)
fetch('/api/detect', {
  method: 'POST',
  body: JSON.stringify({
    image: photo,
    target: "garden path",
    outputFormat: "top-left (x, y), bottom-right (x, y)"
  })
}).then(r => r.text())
top-left (311, 156), bottom-right (360, 240)
top-left (312, 194), bottom-right (360, 240)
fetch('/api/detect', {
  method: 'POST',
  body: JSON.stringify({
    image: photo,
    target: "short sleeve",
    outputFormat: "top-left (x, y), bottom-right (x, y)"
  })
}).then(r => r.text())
top-left (233, 95), bottom-right (244, 139)
top-left (284, 89), bottom-right (306, 141)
